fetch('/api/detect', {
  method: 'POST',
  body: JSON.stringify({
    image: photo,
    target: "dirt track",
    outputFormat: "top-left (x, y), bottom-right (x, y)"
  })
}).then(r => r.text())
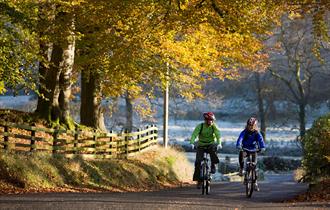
top-left (0, 174), bottom-right (329, 210)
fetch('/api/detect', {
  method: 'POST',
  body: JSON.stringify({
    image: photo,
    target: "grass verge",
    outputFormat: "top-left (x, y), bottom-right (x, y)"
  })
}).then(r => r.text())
top-left (286, 168), bottom-right (330, 202)
top-left (0, 145), bottom-right (194, 194)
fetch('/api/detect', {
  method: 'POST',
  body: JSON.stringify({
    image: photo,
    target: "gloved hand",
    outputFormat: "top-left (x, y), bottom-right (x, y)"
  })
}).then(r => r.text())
top-left (190, 144), bottom-right (195, 150)
top-left (217, 144), bottom-right (222, 150)
top-left (260, 148), bottom-right (266, 153)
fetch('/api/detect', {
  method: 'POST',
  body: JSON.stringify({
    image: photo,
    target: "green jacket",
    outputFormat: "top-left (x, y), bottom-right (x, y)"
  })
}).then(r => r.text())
top-left (190, 122), bottom-right (221, 146)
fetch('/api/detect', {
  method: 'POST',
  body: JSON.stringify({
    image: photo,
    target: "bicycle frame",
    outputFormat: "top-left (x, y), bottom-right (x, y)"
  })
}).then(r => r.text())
top-left (243, 150), bottom-right (258, 198)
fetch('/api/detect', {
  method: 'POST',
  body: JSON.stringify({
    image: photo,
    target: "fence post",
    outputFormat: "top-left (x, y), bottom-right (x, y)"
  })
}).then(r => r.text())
top-left (52, 126), bottom-right (59, 154)
top-left (145, 125), bottom-right (149, 143)
top-left (125, 129), bottom-right (128, 157)
top-left (30, 130), bottom-right (36, 152)
top-left (4, 125), bottom-right (9, 150)
top-left (153, 124), bottom-right (157, 145)
top-left (109, 130), bottom-right (113, 156)
top-left (74, 125), bottom-right (79, 154)
top-left (146, 125), bottom-right (149, 134)
top-left (137, 128), bottom-right (141, 152)
top-left (150, 125), bottom-right (154, 145)
top-left (93, 129), bottom-right (97, 156)
top-left (116, 133), bottom-right (119, 158)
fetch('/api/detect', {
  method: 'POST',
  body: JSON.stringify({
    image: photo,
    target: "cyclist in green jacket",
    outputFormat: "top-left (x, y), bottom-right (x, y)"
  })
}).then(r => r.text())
top-left (190, 112), bottom-right (222, 187)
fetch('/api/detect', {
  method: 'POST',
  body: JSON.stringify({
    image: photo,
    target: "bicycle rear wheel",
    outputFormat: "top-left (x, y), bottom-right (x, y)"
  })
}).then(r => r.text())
top-left (245, 169), bottom-right (254, 198)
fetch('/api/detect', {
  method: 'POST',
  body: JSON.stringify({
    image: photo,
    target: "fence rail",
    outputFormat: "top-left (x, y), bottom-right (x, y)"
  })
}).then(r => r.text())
top-left (0, 121), bottom-right (158, 159)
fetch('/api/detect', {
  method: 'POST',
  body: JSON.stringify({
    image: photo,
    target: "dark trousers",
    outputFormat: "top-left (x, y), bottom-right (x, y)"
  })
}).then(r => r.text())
top-left (193, 144), bottom-right (219, 181)
top-left (239, 150), bottom-right (257, 169)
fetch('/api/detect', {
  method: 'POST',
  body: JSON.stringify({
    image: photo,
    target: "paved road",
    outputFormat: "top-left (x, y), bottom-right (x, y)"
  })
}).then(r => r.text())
top-left (0, 174), bottom-right (329, 210)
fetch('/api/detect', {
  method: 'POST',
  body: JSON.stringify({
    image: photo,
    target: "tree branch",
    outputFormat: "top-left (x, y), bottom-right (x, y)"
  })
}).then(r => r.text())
top-left (294, 60), bottom-right (306, 104)
top-left (195, 0), bottom-right (206, 9)
top-left (268, 67), bottom-right (300, 102)
top-left (210, 0), bottom-right (224, 18)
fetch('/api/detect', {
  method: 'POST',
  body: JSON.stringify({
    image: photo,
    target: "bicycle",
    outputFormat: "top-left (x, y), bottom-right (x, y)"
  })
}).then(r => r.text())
top-left (200, 149), bottom-right (211, 195)
top-left (242, 148), bottom-right (259, 198)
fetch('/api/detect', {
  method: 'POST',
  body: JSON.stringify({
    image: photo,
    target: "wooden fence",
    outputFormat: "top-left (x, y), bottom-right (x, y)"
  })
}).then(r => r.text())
top-left (0, 121), bottom-right (158, 159)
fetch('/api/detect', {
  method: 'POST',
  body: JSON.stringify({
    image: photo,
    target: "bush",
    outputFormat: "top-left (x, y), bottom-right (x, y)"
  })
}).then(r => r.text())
top-left (265, 145), bottom-right (302, 157)
top-left (218, 160), bottom-right (238, 174)
top-left (261, 156), bottom-right (301, 171)
top-left (302, 113), bottom-right (330, 181)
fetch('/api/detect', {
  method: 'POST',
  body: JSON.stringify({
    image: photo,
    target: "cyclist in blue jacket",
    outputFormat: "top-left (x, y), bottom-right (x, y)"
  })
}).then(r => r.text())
top-left (236, 117), bottom-right (266, 191)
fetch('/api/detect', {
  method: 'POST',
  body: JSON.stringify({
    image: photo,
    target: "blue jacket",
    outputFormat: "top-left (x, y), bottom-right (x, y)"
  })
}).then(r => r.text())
top-left (236, 129), bottom-right (265, 152)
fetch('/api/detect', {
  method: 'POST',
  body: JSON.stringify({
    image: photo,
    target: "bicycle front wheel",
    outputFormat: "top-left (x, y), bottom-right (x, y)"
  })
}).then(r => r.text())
top-left (245, 169), bottom-right (254, 198)
top-left (201, 163), bottom-right (207, 195)
top-left (206, 179), bottom-right (210, 194)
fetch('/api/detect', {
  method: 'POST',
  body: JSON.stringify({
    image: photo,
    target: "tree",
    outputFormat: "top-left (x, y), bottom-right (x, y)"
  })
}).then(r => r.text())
top-left (75, 0), bottom-right (162, 130)
top-left (268, 16), bottom-right (330, 138)
top-left (54, 10), bottom-right (76, 128)
top-left (302, 113), bottom-right (330, 181)
top-left (34, 2), bottom-right (55, 120)
top-left (287, 0), bottom-right (330, 47)
top-left (80, 67), bottom-right (106, 131)
top-left (26, 1), bottom-right (80, 128)
top-left (0, 1), bottom-right (39, 95)
top-left (3, 0), bottom-right (303, 132)
top-left (254, 72), bottom-right (266, 139)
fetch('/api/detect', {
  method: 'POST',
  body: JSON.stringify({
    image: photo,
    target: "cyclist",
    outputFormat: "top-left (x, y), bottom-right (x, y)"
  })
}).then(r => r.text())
top-left (236, 117), bottom-right (266, 191)
top-left (190, 112), bottom-right (222, 188)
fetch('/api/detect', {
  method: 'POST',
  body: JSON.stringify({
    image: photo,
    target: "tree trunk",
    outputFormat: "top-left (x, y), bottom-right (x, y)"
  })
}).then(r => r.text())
top-left (35, 3), bottom-right (55, 119)
top-left (267, 99), bottom-right (277, 120)
top-left (125, 91), bottom-right (133, 132)
top-left (80, 69), bottom-right (92, 127)
top-left (36, 42), bottom-right (51, 118)
top-left (35, 44), bottom-right (63, 122)
top-left (299, 101), bottom-right (306, 138)
top-left (58, 38), bottom-right (75, 128)
top-left (80, 69), bottom-right (106, 131)
top-left (80, 70), bottom-right (95, 127)
top-left (295, 62), bottom-right (307, 138)
top-left (255, 73), bottom-right (266, 140)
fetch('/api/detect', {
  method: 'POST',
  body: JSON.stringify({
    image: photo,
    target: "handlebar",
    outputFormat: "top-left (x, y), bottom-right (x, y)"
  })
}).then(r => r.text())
top-left (241, 148), bottom-right (261, 153)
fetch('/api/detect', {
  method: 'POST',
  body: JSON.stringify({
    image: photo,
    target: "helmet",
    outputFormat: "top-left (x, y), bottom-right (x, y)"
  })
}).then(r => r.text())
top-left (247, 117), bottom-right (257, 126)
top-left (203, 112), bottom-right (216, 121)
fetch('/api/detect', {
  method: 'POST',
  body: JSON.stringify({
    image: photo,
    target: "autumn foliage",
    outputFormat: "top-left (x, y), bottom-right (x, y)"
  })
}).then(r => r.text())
top-left (302, 113), bottom-right (330, 182)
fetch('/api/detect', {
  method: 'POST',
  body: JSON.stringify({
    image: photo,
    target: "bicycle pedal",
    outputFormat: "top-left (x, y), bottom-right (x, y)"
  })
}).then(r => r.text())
top-left (253, 182), bottom-right (260, 190)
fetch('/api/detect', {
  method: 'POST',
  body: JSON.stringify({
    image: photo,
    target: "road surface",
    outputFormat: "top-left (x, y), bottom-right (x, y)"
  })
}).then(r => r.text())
top-left (0, 174), bottom-right (329, 210)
